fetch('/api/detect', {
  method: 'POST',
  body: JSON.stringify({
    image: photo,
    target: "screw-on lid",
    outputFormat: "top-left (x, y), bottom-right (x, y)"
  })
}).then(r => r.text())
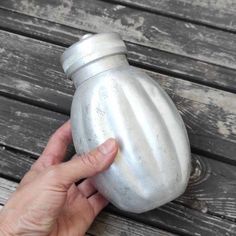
top-left (60, 32), bottom-right (127, 78)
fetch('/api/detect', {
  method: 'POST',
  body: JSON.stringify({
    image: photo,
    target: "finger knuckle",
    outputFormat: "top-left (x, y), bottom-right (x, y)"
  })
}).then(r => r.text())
top-left (81, 153), bottom-right (100, 173)
top-left (53, 128), bottom-right (71, 146)
top-left (45, 166), bottom-right (60, 180)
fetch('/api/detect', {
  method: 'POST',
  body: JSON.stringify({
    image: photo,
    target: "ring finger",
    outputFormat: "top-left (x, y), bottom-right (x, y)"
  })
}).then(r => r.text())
top-left (77, 179), bottom-right (97, 198)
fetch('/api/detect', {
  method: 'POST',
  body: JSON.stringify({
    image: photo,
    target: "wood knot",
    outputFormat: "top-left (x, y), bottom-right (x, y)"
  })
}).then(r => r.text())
top-left (189, 155), bottom-right (210, 186)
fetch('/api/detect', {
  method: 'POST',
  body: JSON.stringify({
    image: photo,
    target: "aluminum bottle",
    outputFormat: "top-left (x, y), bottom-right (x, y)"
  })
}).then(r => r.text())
top-left (61, 33), bottom-right (191, 213)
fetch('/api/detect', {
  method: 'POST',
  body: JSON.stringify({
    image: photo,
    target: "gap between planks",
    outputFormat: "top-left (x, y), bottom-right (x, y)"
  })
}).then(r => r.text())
top-left (0, 203), bottom-right (176, 236)
top-left (1, 0), bottom-right (236, 72)
top-left (1, 125), bottom-right (236, 222)
top-left (0, 30), bottom-right (235, 162)
top-left (104, 0), bottom-right (236, 33)
top-left (0, 8), bottom-right (236, 93)
top-left (0, 176), bottom-right (236, 236)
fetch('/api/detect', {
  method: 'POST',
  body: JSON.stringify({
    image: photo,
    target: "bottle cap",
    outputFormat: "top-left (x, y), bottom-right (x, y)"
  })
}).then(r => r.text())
top-left (60, 32), bottom-right (127, 78)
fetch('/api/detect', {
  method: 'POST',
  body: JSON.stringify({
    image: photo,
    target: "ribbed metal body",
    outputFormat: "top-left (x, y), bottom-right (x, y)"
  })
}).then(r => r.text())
top-left (61, 33), bottom-right (191, 213)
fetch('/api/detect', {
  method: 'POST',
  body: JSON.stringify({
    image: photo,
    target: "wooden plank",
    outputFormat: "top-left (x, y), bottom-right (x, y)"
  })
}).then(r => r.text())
top-left (109, 0), bottom-right (236, 32)
top-left (0, 178), bottom-right (17, 204)
top-left (1, 145), bottom-right (236, 220)
top-left (0, 10), bottom-right (236, 93)
top-left (0, 2), bottom-right (234, 236)
top-left (0, 30), bottom-right (73, 114)
top-left (0, 177), bottom-right (235, 236)
top-left (1, 0), bottom-right (236, 72)
top-left (109, 202), bottom-right (236, 236)
top-left (0, 146), bottom-right (32, 181)
top-left (0, 96), bottom-right (67, 156)
top-left (158, 78), bottom-right (236, 163)
top-left (178, 155), bottom-right (236, 219)
top-left (88, 212), bottom-right (176, 236)
top-left (0, 196), bottom-right (174, 236)
top-left (0, 31), bottom-right (236, 161)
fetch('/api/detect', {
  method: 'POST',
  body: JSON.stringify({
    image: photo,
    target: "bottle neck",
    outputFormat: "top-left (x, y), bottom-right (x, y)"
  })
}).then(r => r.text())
top-left (71, 54), bottom-right (128, 88)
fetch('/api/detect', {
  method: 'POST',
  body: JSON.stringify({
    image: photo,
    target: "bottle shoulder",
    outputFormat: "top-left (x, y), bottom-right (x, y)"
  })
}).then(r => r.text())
top-left (74, 65), bottom-right (151, 91)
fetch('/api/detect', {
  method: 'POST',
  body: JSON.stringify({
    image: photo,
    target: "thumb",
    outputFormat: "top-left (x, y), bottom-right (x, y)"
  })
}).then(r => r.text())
top-left (46, 138), bottom-right (118, 188)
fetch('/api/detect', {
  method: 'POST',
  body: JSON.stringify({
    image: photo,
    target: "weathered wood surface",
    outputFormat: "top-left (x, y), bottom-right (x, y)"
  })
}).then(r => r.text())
top-left (109, 202), bottom-right (236, 236)
top-left (1, 142), bottom-right (236, 221)
top-left (0, 30), bottom-right (73, 114)
top-left (0, 1), bottom-right (236, 235)
top-left (1, 31), bottom-right (236, 162)
top-left (2, 142), bottom-right (236, 223)
top-left (0, 199), bottom-right (174, 236)
top-left (89, 212), bottom-right (176, 236)
top-left (0, 97), bottom-right (67, 156)
top-left (0, 176), bottom-right (236, 236)
top-left (1, 0), bottom-right (236, 72)
top-left (0, 146), bottom-right (32, 181)
top-left (109, 0), bottom-right (236, 32)
top-left (1, 10), bottom-right (235, 93)
top-left (179, 155), bottom-right (236, 219)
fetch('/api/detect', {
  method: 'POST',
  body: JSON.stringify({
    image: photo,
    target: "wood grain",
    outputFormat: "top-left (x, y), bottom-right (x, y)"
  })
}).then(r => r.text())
top-left (88, 212), bottom-right (176, 236)
top-left (1, 0), bottom-right (236, 71)
top-left (0, 96), bottom-right (235, 232)
top-left (0, 31), bottom-right (236, 161)
top-left (109, 202), bottom-right (236, 236)
top-left (0, 198), bottom-right (175, 236)
top-left (1, 143), bottom-right (236, 220)
top-left (0, 146), bottom-right (32, 181)
top-left (109, 0), bottom-right (236, 32)
top-left (0, 176), bottom-right (235, 236)
top-left (0, 1), bottom-right (235, 235)
top-left (179, 155), bottom-right (236, 219)
top-left (0, 96), bottom-right (67, 156)
top-left (1, 10), bottom-right (235, 93)
top-left (0, 30), bottom-right (73, 114)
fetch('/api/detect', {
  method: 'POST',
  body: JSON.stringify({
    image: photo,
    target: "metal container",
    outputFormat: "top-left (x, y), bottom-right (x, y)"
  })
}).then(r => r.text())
top-left (61, 33), bottom-right (191, 213)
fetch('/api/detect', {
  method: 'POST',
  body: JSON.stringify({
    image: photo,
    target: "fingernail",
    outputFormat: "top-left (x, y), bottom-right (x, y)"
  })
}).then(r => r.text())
top-left (99, 138), bottom-right (117, 155)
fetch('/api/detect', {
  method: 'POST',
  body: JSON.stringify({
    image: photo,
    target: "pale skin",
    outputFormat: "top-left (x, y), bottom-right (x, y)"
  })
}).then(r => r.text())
top-left (0, 121), bottom-right (118, 236)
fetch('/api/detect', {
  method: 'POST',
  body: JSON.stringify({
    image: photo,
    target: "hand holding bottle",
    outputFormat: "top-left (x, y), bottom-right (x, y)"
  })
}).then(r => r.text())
top-left (0, 121), bottom-right (118, 236)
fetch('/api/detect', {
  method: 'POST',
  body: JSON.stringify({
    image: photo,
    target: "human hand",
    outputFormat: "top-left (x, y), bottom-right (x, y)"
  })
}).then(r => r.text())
top-left (0, 121), bottom-right (118, 236)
